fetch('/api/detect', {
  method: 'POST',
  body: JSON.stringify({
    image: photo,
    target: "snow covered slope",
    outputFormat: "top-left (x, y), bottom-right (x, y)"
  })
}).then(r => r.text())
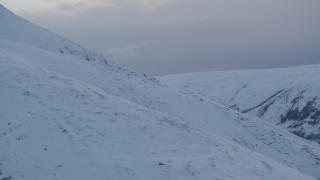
top-left (1, 4), bottom-right (320, 180)
top-left (0, 4), bottom-right (107, 64)
top-left (3, 52), bottom-right (318, 180)
top-left (160, 65), bottom-right (320, 144)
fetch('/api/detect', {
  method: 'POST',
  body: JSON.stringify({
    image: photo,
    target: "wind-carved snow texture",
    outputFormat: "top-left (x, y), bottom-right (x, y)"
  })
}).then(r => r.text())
top-left (1, 4), bottom-right (320, 180)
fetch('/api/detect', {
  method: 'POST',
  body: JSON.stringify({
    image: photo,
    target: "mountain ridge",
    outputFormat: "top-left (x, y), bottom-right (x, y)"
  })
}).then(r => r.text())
top-left (160, 64), bottom-right (320, 144)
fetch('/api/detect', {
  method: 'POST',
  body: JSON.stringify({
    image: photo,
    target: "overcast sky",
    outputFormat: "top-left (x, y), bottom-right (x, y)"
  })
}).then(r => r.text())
top-left (2, 0), bottom-right (320, 75)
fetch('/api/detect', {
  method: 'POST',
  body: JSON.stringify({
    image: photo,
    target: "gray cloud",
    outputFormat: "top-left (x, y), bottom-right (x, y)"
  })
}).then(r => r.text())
top-left (53, 0), bottom-right (115, 15)
top-left (8, 0), bottom-right (320, 75)
top-left (105, 43), bottom-right (147, 60)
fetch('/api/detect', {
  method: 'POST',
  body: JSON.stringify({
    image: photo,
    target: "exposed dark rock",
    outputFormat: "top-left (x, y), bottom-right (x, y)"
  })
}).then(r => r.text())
top-left (291, 131), bottom-right (306, 139)
top-left (309, 111), bottom-right (320, 125)
top-left (281, 99), bottom-right (319, 124)
top-left (288, 122), bottom-right (303, 129)
top-left (257, 99), bottom-right (276, 117)
top-left (279, 96), bottom-right (320, 143)
top-left (305, 134), bottom-right (320, 144)
top-left (1, 176), bottom-right (12, 180)
top-left (229, 104), bottom-right (240, 111)
top-left (242, 89), bottom-right (285, 114)
top-left (85, 54), bottom-right (90, 61)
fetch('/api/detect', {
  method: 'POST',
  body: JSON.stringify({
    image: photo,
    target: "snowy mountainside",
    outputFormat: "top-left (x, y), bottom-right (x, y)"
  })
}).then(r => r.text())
top-left (5, 52), bottom-right (314, 180)
top-left (2, 36), bottom-right (317, 180)
top-left (159, 65), bottom-right (320, 144)
top-left (0, 4), bottom-right (146, 79)
top-left (0, 5), bottom-right (104, 63)
top-left (1, 4), bottom-right (320, 179)
top-left (2, 39), bottom-right (320, 179)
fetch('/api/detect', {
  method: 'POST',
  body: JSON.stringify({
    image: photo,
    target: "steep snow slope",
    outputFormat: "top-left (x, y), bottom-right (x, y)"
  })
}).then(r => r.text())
top-left (2, 38), bottom-right (320, 179)
top-left (4, 37), bottom-right (320, 180)
top-left (5, 51), bottom-right (317, 180)
top-left (0, 4), bottom-right (106, 64)
top-left (1, 4), bottom-right (320, 179)
top-left (159, 65), bottom-right (320, 144)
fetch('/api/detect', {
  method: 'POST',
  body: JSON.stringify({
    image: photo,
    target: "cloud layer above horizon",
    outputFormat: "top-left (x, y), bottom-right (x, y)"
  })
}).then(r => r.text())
top-left (2, 0), bottom-right (320, 75)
